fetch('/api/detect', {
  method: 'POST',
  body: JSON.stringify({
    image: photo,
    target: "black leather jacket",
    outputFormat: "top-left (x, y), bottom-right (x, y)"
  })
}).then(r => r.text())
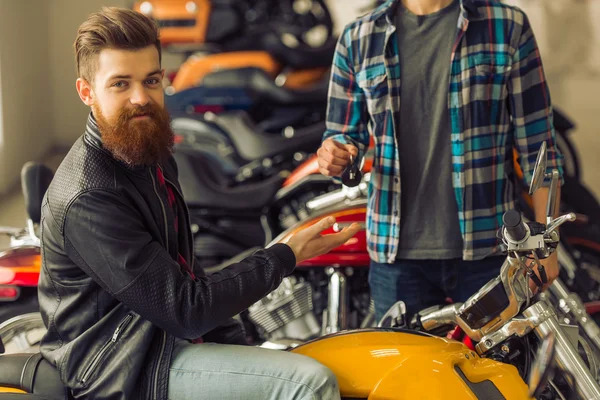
top-left (38, 114), bottom-right (296, 399)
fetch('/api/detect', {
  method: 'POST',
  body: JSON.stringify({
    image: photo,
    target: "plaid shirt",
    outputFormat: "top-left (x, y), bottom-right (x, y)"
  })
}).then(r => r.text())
top-left (324, 0), bottom-right (564, 263)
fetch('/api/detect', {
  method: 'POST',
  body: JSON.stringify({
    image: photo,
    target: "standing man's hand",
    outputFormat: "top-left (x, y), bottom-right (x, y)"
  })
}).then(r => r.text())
top-left (284, 217), bottom-right (361, 264)
top-left (317, 139), bottom-right (359, 177)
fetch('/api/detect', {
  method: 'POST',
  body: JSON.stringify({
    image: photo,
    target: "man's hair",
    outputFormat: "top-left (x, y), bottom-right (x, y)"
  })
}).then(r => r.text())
top-left (74, 7), bottom-right (161, 83)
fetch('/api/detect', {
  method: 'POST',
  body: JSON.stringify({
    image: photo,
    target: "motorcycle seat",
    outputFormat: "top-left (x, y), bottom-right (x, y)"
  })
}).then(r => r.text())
top-left (201, 67), bottom-right (328, 106)
top-left (212, 111), bottom-right (324, 161)
top-left (262, 34), bottom-right (336, 70)
top-left (0, 353), bottom-right (68, 400)
top-left (21, 163), bottom-right (54, 225)
top-left (175, 149), bottom-right (285, 210)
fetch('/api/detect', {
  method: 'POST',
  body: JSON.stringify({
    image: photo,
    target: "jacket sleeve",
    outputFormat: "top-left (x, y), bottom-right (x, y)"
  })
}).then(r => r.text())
top-left (202, 317), bottom-right (248, 345)
top-left (323, 27), bottom-right (371, 163)
top-left (63, 189), bottom-right (296, 340)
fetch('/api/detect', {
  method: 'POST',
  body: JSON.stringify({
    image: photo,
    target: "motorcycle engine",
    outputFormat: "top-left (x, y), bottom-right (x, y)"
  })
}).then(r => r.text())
top-left (248, 276), bottom-right (320, 342)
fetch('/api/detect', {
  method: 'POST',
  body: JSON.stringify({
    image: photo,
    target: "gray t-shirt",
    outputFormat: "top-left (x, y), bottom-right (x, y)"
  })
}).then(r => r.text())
top-left (395, 0), bottom-right (463, 259)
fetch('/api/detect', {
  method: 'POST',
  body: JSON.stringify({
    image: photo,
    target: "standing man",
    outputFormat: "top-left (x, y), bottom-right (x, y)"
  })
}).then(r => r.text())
top-left (317, 0), bottom-right (563, 320)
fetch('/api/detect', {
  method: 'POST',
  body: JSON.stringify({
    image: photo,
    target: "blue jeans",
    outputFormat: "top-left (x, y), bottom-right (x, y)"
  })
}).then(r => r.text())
top-left (168, 339), bottom-right (341, 400)
top-left (369, 256), bottom-right (505, 322)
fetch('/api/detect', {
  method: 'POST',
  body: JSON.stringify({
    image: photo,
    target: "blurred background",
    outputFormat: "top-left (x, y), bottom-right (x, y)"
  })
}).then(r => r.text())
top-left (1, 2), bottom-right (600, 384)
top-left (0, 0), bottom-right (598, 226)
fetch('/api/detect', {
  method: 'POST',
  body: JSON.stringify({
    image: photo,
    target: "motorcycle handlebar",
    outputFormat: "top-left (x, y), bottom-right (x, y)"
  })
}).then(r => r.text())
top-left (503, 210), bottom-right (528, 242)
top-left (420, 304), bottom-right (461, 332)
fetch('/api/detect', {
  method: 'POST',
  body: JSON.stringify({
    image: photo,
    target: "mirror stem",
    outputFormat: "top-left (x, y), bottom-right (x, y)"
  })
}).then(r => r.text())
top-left (546, 169), bottom-right (560, 225)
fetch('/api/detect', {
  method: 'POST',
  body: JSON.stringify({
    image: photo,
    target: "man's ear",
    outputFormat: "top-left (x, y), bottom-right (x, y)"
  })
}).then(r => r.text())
top-left (76, 78), bottom-right (94, 106)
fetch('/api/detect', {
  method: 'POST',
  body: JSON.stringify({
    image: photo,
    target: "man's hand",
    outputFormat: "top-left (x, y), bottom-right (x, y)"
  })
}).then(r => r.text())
top-left (317, 139), bottom-right (359, 177)
top-left (284, 216), bottom-right (361, 264)
top-left (528, 252), bottom-right (559, 293)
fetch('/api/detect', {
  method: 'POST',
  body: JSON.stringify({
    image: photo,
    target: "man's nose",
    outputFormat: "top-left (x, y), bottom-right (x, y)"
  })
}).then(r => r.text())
top-left (130, 84), bottom-right (150, 107)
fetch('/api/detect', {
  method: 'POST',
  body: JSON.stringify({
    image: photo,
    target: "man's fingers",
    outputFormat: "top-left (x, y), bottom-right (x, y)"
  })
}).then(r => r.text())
top-left (325, 139), bottom-right (349, 151)
top-left (325, 140), bottom-right (358, 159)
top-left (339, 223), bottom-right (362, 242)
top-left (318, 158), bottom-right (345, 173)
top-left (301, 216), bottom-right (336, 239)
top-left (320, 223), bottom-right (362, 250)
top-left (344, 145), bottom-right (359, 157)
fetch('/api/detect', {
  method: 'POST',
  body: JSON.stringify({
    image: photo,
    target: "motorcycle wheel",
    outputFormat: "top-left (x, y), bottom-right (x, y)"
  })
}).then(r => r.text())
top-left (0, 312), bottom-right (45, 354)
top-left (563, 223), bottom-right (600, 296)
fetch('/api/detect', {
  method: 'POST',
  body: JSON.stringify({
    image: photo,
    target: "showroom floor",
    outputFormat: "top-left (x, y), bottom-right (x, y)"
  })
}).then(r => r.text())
top-left (0, 0), bottom-right (599, 249)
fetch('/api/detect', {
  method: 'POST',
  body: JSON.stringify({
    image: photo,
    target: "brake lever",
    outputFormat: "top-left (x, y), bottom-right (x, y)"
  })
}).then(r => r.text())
top-left (546, 213), bottom-right (576, 234)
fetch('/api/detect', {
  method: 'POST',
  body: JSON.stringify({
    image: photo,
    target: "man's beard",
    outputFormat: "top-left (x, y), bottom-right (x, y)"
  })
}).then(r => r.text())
top-left (93, 102), bottom-right (174, 167)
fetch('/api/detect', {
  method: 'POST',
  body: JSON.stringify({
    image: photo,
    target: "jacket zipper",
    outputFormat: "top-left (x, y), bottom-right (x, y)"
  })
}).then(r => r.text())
top-left (152, 330), bottom-right (167, 400)
top-left (148, 170), bottom-right (182, 398)
top-left (149, 167), bottom-right (170, 398)
top-left (150, 167), bottom-right (169, 254)
top-left (80, 314), bottom-right (133, 385)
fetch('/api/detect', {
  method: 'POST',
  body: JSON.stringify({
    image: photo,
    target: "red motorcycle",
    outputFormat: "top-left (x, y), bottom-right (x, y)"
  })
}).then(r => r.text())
top-left (247, 150), bottom-right (600, 359)
top-left (0, 163), bottom-right (53, 353)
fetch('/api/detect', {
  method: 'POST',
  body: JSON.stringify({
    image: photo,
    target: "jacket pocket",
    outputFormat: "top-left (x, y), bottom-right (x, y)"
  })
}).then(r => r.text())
top-left (79, 313), bottom-right (133, 386)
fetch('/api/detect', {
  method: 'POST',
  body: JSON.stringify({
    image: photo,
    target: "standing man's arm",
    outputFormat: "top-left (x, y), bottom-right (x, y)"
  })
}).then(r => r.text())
top-left (318, 29), bottom-right (370, 177)
top-left (508, 11), bottom-right (565, 288)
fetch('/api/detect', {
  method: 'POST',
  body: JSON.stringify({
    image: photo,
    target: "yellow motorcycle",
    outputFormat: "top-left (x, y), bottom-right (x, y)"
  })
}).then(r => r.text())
top-left (0, 143), bottom-right (598, 399)
top-left (285, 142), bottom-right (600, 399)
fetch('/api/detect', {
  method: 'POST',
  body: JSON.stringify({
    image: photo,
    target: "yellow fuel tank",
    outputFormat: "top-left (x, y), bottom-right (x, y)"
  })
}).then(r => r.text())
top-left (291, 329), bottom-right (531, 400)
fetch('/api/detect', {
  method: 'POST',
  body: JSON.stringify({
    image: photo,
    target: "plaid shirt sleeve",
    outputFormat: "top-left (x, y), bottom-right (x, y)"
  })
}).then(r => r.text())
top-left (508, 12), bottom-right (564, 187)
top-left (322, 31), bottom-right (371, 162)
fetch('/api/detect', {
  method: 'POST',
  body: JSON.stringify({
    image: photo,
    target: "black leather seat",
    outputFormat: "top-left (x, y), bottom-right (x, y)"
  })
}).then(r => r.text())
top-left (212, 111), bottom-right (324, 161)
top-left (20, 163), bottom-right (54, 224)
top-left (174, 149), bottom-right (285, 210)
top-left (0, 353), bottom-right (68, 400)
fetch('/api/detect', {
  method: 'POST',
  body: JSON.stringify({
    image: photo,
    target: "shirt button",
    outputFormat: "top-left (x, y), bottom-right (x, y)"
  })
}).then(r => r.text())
top-left (394, 177), bottom-right (399, 183)
top-left (393, 211), bottom-right (398, 216)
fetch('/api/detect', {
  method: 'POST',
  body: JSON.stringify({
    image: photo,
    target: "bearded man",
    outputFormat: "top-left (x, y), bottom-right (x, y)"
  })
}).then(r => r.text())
top-left (37, 7), bottom-right (357, 400)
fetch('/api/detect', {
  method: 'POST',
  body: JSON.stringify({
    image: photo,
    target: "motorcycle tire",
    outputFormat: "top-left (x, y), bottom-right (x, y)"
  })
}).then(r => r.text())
top-left (556, 126), bottom-right (581, 181)
top-left (0, 312), bottom-right (45, 354)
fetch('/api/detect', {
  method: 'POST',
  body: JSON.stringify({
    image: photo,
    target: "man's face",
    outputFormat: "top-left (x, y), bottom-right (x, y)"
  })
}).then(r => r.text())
top-left (76, 45), bottom-right (174, 166)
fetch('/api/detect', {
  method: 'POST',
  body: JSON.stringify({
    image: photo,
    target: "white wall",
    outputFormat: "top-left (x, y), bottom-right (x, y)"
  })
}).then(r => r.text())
top-left (48, 0), bottom-right (188, 147)
top-left (49, 0), bottom-right (129, 148)
top-left (1, 0), bottom-right (599, 195)
top-left (0, 0), bottom-right (53, 194)
top-left (326, 0), bottom-right (373, 33)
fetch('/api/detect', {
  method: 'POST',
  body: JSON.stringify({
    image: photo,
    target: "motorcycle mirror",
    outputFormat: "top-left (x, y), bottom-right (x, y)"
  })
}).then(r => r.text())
top-left (528, 331), bottom-right (557, 398)
top-left (529, 142), bottom-right (548, 196)
top-left (377, 301), bottom-right (406, 328)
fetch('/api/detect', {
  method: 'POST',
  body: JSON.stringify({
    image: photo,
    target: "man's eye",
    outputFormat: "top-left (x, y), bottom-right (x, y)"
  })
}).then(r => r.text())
top-left (146, 78), bottom-right (160, 85)
top-left (112, 81), bottom-right (127, 88)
